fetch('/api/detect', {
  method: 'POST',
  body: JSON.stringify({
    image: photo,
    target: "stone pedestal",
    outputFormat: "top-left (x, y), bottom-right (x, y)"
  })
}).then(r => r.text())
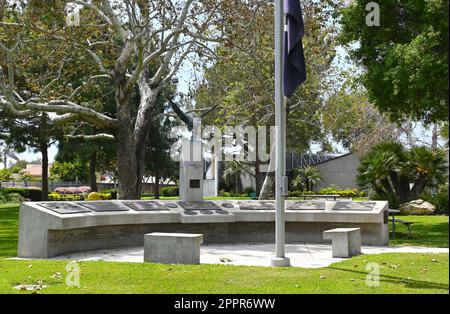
top-left (323, 228), bottom-right (362, 258)
top-left (144, 233), bottom-right (203, 264)
top-left (179, 140), bottom-right (204, 202)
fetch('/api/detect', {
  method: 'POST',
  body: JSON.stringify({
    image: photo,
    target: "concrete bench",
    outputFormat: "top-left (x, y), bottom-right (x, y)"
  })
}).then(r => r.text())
top-left (323, 228), bottom-right (362, 258)
top-left (144, 233), bottom-right (203, 265)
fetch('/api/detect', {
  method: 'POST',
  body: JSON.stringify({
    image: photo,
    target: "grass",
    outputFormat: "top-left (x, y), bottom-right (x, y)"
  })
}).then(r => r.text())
top-left (0, 204), bottom-right (448, 294)
top-left (0, 253), bottom-right (447, 294)
top-left (0, 204), bottom-right (19, 257)
top-left (389, 215), bottom-right (449, 248)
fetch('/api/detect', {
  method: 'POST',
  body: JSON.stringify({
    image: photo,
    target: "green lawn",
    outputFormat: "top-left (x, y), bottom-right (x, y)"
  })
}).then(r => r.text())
top-left (0, 204), bottom-right (448, 294)
top-left (0, 253), bottom-right (448, 294)
top-left (390, 216), bottom-right (449, 248)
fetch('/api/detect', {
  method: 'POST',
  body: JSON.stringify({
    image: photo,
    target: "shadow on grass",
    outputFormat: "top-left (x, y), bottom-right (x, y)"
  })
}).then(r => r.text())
top-left (329, 266), bottom-right (449, 291)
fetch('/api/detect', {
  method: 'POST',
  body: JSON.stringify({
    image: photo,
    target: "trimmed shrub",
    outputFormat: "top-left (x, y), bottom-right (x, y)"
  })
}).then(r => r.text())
top-left (2, 188), bottom-right (42, 201)
top-left (421, 189), bottom-right (449, 215)
top-left (0, 190), bottom-right (24, 203)
top-left (100, 189), bottom-right (118, 199)
top-left (87, 192), bottom-right (102, 201)
top-left (371, 192), bottom-right (400, 210)
top-left (48, 193), bottom-right (85, 201)
top-left (288, 188), bottom-right (365, 199)
top-left (243, 187), bottom-right (256, 196)
top-left (161, 186), bottom-right (179, 197)
top-left (48, 192), bottom-right (112, 201)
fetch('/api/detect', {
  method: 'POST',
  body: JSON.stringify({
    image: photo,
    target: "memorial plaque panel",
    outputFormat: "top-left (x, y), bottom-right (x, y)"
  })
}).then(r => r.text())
top-left (165, 203), bottom-right (179, 209)
top-left (286, 201), bottom-right (326, 211)
top-left (216, 209), bottom-right (230, 215)
top-left (38, 202), bottom-right (92, 214)
top-left (77, 201), bottom-right (129, 212)
top-left (178, 201), bottom-right (221, 211)
top-left (333, 202), bottom-right (376, 211)
top-left (221, 203), bottom-right (234, 209)
top-left (239, 201), bottom-right (276, 210)
top-left (121, 201), bottom-right (169, 211)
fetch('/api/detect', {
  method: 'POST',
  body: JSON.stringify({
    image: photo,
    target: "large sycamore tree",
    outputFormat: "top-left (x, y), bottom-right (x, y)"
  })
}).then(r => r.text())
top-left (0, 0), bottom-right (223, 199)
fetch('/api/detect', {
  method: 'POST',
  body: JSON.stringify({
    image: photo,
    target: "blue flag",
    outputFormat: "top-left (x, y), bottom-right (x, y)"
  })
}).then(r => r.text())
top-left (283, 0), bottom-right (306, 98)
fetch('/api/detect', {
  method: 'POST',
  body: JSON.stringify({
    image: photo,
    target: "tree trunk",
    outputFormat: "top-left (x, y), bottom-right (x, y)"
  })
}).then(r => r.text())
top-left (154, 172), bottom-right (160, 199)
top-left (113, 67), bottom-right (159, 200)
top-left (89, 152), bottom-right (98, 192)
top-left (259, 171), bottom-right (275, 200)
top-left (116, 128), bottom-right (140, 200)
top-left (432, 124), bottom-right (439, 149)
top-left (255, 158), bottom-right (261, 196)
top-left (115, 75), bottom-right (140, 199)
top-left (411, 175), bottom-right (427, 199)
top-left (40, 142), bottom-right (49, 201)
top-left (259, 152), bottom-right (276, 200)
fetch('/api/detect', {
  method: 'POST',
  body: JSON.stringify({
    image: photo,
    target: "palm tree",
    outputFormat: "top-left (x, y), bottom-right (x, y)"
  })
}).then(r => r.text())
top-left (404, 147), bottom-right (448, 198)
top-left (292, 166), bottom-right (323, 192)
top-left (357, 142), bottom-right (449, 203)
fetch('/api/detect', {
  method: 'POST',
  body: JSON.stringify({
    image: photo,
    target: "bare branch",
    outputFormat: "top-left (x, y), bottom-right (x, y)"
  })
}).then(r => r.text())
top-left (67, 133), bottom-right (115, 141)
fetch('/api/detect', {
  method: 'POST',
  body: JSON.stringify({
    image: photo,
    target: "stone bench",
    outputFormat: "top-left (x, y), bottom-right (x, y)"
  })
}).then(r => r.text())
top-left (144, 233), bottom-right (203, 265)
top-left (323, 228), bottom-right (362, 258)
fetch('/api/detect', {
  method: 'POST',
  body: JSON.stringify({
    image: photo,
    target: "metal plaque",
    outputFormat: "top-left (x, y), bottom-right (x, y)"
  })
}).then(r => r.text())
top-left (189, 179), bottom-right (201, 188)
top-left (77, 201), bottom-right (129, 212)
top-left (286, 201), bottom-right (326, 211)
top-left (239, 201), bottom-right (276, 210)
top-left (178, 201), bottom-right (221, 211)
top-left (38, 202), bottom-right (91, 214)
top-left (165, 203), bottom-right (179, 209)
top-left (216, 210), bottom-right (230, 215)
top-left (332, 202), bottom-right (376, 211)
top-left (121, 201), bottom-right (170, 211)
top-left (221, 203), bottom-right (235, 209)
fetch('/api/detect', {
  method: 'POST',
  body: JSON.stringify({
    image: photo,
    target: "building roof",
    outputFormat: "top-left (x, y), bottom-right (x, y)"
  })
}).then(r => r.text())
top-left (20, 164), bottom-right (53, 177)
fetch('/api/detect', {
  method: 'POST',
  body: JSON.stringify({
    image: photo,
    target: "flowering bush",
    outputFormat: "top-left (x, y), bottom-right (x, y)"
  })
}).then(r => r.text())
top-left (54, 186), bottom-right (91, 195)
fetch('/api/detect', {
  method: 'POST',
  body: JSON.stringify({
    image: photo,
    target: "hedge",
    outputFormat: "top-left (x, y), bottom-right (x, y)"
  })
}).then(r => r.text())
top-left (289, 189), bottom-right (366, 198)
top-left (48, 192), bottom-right (113, 201)
top-left (161, 186), bottom-right (179, 197)
top-left (1, 188), bottom-right (43, 201)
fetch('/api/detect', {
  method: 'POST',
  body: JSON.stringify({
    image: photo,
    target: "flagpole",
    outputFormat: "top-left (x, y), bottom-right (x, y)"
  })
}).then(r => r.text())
top-left (271, 0), bottom-right (290, 267)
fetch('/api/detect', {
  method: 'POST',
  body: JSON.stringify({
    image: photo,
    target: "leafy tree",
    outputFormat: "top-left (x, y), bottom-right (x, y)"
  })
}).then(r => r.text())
top-left (291, 166), bottom-right (323, 192)
top-left (195, 0), bottom-right (341, 197)
top-left (339, 0), bottom-right (449, 123)
top-left (20, 173), bottom-right (33, 187)
top-left (144, 91), bottom-right (178, 199)
top-left (357, 142), bottom-right (448, 204)
top-left (9, 159), bottom-right (27, 170)
top-left (50, 161), bottom-right (88, 183)
top-left (222, 161), bottom-right (246, 195)
top-left (0, 113), bottom-right (62, 200)
top-left (0, 168), bottom-right (11, 184)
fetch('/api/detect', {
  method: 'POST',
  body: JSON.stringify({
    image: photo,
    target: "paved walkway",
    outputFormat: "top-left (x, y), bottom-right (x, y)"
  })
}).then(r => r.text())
top-left (50, 244), bottom-right (449, 268)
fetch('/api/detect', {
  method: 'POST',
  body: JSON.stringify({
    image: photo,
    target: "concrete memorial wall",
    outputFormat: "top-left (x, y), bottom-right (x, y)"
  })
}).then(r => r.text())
top-left (18, 199), bottom-right (389, 258)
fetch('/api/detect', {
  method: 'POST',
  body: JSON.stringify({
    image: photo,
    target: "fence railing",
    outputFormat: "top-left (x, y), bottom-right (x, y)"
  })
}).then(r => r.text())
top-left (0, 181), bottom-right (176, 194)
